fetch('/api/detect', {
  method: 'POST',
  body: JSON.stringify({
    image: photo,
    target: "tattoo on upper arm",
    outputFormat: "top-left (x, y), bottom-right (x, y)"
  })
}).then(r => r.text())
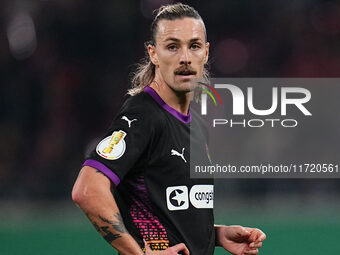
top-left (86, 213), bottom-right (128, 243)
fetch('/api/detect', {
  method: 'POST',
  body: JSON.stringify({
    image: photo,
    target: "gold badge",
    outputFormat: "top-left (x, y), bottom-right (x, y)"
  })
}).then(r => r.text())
top-left (96, 130), bottom-right (127, 160)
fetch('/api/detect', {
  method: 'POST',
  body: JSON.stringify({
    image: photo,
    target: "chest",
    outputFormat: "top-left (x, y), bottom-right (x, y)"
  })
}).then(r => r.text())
top-left (145, 116), bottom-right (209, 184)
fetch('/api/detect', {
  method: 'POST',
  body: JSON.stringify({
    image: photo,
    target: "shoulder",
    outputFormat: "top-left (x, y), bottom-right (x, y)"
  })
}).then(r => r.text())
top-left (121, 92), bottom-right (158, 113)
top-left (191, 108), bottom-right (208, 136)
top-left (116, 92), bottom-right (165, 127)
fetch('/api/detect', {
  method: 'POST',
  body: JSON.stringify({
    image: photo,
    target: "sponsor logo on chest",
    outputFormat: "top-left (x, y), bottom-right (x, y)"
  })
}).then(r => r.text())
top-left (166, 185), bottom-right (214, 211)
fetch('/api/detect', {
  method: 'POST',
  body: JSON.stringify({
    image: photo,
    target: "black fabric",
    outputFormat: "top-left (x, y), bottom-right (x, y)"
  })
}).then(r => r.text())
top-left (86, 91), bottom-right (215, 255)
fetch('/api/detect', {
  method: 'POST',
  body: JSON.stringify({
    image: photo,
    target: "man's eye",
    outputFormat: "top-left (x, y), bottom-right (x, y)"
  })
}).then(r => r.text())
top-left (168, 45), bottom-right (177, 51)
top-left (191, 44), bottom-right (201, 50)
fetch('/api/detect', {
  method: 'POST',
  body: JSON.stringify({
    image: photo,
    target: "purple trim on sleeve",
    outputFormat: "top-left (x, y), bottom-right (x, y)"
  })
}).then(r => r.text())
top-left (83, 159), bottom-right (120, 186)
top-left (144, 86), bottom-right (192, 124)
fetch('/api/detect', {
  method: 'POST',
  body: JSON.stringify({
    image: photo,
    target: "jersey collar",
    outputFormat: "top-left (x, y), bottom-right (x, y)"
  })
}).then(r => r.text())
top-left (144, 86), bottom-right (192, 124)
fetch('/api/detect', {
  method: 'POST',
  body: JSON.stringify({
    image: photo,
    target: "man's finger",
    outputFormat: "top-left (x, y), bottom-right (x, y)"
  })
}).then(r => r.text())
top-left (143, 239), bottom-right (153, 252)
top-left (246, 228), bottom-right (266, 242)
top-left (257, 232), bottom-right (266, 242)
top-left (252, 231), bottom-right (266, 242)
top-left (171, 243), bottom-right (190, 255)
top-left (249, 241), bottom-right (262, 248)
top-left (244, 248), bottom-right (259, 255)
top-left (237, 226), bottom-right (251, 237)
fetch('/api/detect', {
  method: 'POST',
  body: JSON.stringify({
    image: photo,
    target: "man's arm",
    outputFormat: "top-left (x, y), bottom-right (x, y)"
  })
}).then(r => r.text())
top-left (72, 166), bottom-right (190, 255)
top-left (72, 166), bottom-right (144, 255)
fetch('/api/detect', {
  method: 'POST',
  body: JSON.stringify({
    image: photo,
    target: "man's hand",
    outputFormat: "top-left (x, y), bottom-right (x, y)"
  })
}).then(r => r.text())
top-left (215, 225), bottom-right (266, 255)
top-left (144, 240), bottom-right (190, 255)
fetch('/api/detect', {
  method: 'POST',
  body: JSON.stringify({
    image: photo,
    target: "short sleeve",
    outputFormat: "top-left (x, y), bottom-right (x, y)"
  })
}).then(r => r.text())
top-left (83, 98), bottom-right (155, 186)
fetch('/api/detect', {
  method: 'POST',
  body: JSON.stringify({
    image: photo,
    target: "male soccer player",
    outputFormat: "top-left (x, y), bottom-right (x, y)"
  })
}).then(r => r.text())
top-left (72, 3), bottom-right (266, 255)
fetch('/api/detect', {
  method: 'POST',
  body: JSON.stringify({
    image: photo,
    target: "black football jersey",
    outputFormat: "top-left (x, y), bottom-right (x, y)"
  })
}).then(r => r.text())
top-left (84, 86), bottom-right (215, 255)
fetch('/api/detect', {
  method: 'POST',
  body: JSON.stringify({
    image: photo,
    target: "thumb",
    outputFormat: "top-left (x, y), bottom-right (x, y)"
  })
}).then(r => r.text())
top-left (171, 243), bottom-right (190, 255)
top-left (238, 226), bottom-right (251, 236)
top-left (144, 239), bottom-right (152, 252)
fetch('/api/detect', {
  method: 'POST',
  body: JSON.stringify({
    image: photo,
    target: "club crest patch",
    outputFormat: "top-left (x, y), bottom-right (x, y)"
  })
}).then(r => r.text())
top-left (96, 130), bottom-right (127, 160)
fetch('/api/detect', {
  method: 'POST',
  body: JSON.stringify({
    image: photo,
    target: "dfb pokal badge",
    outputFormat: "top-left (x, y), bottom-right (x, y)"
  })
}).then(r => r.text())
top-left (96, 130), bottom-right (127, 160)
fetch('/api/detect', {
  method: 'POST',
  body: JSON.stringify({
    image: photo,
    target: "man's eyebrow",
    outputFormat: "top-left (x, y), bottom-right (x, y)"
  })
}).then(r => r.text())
top-left (163, 37), bottom-right (203, 43)
top-left (164, 37), bottom-right (181, 43)
top-left (189, 38), bottom-right (203, 43)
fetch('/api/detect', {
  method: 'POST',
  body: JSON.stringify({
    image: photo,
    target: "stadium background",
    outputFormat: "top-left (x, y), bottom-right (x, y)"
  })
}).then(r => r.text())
top-left (0, 0), bottom-right (339, 254)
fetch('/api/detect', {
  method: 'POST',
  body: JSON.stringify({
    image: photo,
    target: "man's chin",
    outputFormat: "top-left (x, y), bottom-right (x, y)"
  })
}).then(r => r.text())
top-left (177, 83), bottom-right (192, 93)
top-left (174, 77), bottom-right (195, 91)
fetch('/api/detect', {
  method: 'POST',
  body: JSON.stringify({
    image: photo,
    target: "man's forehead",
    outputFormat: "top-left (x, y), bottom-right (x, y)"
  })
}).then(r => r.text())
top-left (156, 18), bottom-right (206, 42)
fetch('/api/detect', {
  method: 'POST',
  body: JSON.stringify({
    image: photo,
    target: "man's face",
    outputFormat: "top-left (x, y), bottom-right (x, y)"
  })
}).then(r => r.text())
top-left (148, 17), bottom-right (209, 93)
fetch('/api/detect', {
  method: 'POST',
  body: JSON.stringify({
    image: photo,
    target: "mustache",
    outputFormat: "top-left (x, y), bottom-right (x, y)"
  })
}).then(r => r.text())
top-left (174, 65), bottom-right (197, 75)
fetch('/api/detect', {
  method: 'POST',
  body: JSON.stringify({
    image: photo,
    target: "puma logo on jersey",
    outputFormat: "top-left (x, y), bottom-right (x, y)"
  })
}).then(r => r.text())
top-left (171, 148), bottom-right (187, 163)
top-left (121, 116), bottom-right (137, 128)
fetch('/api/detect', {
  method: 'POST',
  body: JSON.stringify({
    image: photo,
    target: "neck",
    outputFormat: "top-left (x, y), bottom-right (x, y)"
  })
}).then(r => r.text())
top-left (149, 80), bottom-right (191, 116)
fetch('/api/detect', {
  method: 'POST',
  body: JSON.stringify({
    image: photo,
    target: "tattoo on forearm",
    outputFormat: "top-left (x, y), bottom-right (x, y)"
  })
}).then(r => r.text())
top-left (98, 213), bottom-right (128, 234)
top-left (92, 221), bottom-right (101, 232)
top-left (86, 213), bottom-right (128, 243)
top-left (100, 226), bottom-right (122, 243)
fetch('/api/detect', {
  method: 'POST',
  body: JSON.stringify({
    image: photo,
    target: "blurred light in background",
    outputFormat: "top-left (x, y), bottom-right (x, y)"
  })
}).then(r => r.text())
top-left (214, 38), bottom-right (248, 74)
top-left (6, 11), bottom-right (37, 60)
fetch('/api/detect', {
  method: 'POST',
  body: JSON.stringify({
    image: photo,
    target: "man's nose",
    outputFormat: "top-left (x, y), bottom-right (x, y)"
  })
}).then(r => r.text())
top-left (179, 48), bottom-right (191, 65)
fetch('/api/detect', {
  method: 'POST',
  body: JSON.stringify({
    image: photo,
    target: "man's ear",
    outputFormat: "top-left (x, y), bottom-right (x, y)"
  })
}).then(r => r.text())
top-left (204, 42), bottom-right (210, 64)
top-left (148, 44), bottom-right (159, 66)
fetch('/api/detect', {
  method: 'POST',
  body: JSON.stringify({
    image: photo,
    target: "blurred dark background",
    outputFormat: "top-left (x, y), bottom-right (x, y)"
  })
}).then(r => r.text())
top-left (0, 0), bottom-right (339, 254)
